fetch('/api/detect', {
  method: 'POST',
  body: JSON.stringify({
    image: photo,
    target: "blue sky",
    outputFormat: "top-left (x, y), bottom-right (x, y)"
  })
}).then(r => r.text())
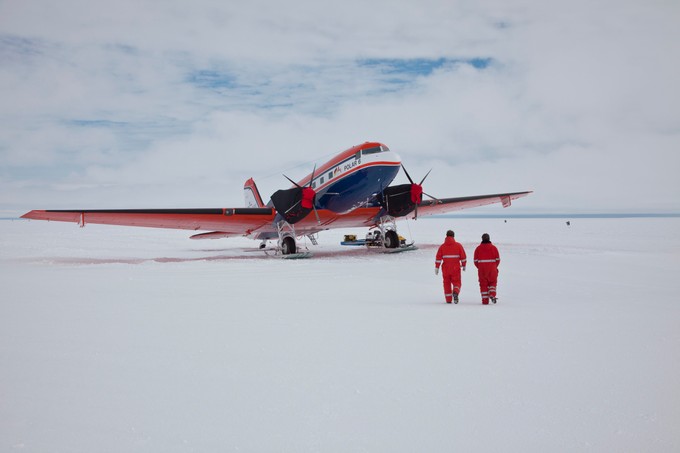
top-left (1, 0), bottom-right (679, 214)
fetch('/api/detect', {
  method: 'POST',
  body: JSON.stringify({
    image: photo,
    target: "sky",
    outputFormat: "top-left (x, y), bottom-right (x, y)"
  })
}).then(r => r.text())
top-left (1, 0), bottom-right (679, 215)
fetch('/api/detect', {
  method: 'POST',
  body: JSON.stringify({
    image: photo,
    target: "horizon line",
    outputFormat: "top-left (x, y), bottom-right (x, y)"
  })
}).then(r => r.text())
top-left (4, 212), bottom-right (680, 221)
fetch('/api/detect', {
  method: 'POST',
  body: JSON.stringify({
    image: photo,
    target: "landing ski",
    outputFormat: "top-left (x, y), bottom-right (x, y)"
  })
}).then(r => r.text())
top-left (280, 252), bottom-right (313, 259)
top-left (380, 243), bottom-right (418, 253)
top-left (244, 247), bottom-right (313, 259)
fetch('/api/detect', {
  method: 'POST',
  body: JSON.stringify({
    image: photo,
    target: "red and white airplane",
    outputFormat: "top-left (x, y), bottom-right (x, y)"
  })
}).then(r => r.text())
top-left (22, 142), bottom-right (531, 256)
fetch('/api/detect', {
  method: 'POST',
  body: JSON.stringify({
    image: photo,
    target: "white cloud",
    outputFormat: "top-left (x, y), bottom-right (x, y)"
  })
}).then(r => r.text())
top-left (1, 0), bottom-right (679, 214)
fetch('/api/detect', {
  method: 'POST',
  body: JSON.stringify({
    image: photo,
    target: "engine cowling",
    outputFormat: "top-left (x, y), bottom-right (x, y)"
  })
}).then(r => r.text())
top-left (378, 183), bottom-right (423, 217)
top-left (271, 186), bottom-right (316, 224)
top-left (378, 165), bottom-right (434, 218)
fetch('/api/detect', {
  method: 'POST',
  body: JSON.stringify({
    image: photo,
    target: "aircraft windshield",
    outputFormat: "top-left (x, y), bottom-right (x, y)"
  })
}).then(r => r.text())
top-left (362, 146), bottom-right (385, 155)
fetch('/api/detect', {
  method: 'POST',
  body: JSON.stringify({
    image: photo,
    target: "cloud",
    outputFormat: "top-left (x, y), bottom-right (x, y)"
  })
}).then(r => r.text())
top-left (1, 0), bottom-right (679, 214)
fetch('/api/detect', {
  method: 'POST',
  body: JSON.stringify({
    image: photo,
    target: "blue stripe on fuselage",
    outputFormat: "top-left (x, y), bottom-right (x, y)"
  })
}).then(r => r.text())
top-left (316, 164), bottom-right (400, 213)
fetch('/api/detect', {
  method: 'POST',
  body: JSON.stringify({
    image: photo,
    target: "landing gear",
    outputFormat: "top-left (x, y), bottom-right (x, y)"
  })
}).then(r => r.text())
top-left (276, 220), bottom-right (298, 255)
top-left (274, 220), bottom-right (312, 258)
top-left (281, 236), bottom-right (296, 255)
top-left (362, 215), bottom-right (416, 252)
top-left (384, 230), bottom-right (399, 249)
top-left (376, 215), bottom-right (400, 249)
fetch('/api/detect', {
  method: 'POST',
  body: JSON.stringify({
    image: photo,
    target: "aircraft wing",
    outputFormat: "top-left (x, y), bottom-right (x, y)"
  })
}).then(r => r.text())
top-left (415, 191), bottom-right (532, 217)
top-left (21, 208), bottom-right (276, 237)
top-left (21, 190), bottom-right (531, 239)
top-left (20, 206), bottom-right (384, 239)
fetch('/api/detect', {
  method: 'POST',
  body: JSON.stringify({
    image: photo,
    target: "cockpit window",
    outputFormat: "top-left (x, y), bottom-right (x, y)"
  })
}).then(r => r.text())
top-left (362, 146), bottom-right (382, 155)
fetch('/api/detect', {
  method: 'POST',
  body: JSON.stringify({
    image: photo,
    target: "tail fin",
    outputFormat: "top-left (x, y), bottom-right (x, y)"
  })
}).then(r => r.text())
top-left (244, 178), bottom-right (265, 208)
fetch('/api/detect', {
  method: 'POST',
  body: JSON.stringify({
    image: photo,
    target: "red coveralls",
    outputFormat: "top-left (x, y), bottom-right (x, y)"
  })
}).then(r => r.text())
top-left (473, 241), bottom-right (500, 304)
top-left (435, 237), bottom-right (467, 303)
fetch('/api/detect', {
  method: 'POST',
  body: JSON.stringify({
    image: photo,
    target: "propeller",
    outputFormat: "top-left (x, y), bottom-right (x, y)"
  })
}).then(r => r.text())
top-left (271, 165), bottom-right (321, 225)
top-left (378, 164), bottom-right (439, 219)
top-left (399, 164), bottom-right (439, 219)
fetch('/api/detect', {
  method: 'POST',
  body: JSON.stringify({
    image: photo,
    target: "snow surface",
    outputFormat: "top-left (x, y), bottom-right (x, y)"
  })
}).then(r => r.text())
top-left (2, 217), bottom-right (679, 452)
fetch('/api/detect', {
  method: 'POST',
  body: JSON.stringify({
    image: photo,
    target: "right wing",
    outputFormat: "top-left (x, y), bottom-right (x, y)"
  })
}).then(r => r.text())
top-left (20, 206), bottom-right (385, 240)
top-left (21, 208), bottom-right (276, 237)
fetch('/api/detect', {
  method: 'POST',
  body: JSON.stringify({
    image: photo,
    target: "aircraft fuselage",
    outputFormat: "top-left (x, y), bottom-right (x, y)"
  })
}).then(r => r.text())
top-left (293, 142), bottom-right (401, 214)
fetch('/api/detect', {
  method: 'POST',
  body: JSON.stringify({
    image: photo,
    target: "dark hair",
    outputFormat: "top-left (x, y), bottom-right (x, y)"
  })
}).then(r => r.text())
top-left (482, 233), bottom-right (490, 243)
top-left (446, 230), bottom-right (455, 237)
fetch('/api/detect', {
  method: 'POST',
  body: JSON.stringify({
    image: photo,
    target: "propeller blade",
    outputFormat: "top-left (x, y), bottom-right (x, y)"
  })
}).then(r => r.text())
top-left (423, 192), bottom-right (439, 202)
top-left (283, 174), bottom-right (301, 188)
top-left (308, 164), bottom-right (317, 188)
top-left (400, 163), bottom-right (414, 184)
top-left (419, 169), bottom-right (432, 185)
top-left (313, 204), bottom-right (321, 224)
top-left (284, 199), bottom-right (302, 214)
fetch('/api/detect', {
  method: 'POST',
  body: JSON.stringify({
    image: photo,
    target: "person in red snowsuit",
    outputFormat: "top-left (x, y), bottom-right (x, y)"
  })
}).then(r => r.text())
top-left (473, 233), bottom-right (500, 305)
top-left (435, 230), bottom-right (467, 304)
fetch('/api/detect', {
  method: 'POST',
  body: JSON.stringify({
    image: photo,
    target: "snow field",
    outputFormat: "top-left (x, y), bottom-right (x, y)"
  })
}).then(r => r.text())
top-left (1, 217), bottom-right (679, 452)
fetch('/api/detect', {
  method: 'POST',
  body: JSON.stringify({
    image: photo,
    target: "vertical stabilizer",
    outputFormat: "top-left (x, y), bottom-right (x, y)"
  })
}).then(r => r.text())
top-left (244, 178), bottom-right (265, 208)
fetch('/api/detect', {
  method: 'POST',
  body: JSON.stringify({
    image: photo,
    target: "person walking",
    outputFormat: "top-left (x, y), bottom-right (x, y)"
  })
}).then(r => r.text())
top-left (473, 233), bottom-right (500, 304)
top-left (435, 230), bottom-right (467, 304)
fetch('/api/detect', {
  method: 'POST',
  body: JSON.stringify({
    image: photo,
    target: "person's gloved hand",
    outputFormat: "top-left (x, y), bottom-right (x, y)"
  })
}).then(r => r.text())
top-left (434, 268), bottom-right (439, 276)
top-left (462, 267), bottom-right (466, 272)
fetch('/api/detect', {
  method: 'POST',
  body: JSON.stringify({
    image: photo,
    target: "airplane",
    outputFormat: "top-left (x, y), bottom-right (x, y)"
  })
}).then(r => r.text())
top-left (22, 142), bottom-right (531, 257)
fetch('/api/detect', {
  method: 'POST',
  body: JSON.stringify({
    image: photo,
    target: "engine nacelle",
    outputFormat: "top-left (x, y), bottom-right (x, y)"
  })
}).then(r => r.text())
top-left (270, 186), bottom-right (316, 224)
top-left (377, 183), bottom-right (423, 217)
